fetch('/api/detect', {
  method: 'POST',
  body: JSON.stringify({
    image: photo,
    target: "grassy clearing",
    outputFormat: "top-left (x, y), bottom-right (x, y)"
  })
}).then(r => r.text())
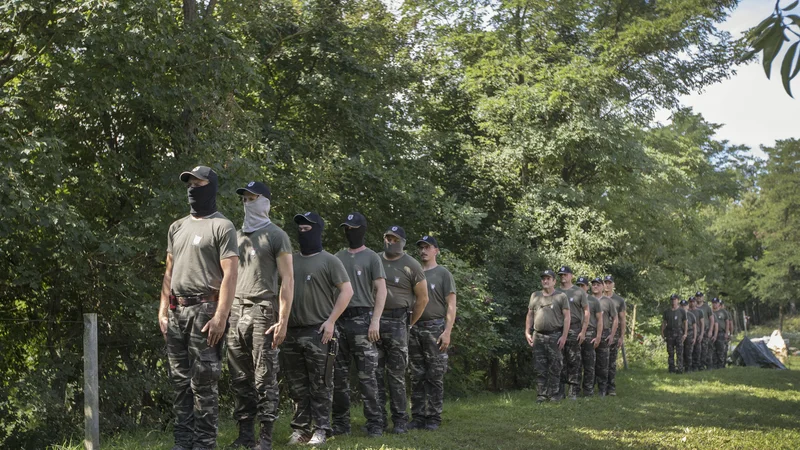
top-left (56, 364), bottom-right (800, 450)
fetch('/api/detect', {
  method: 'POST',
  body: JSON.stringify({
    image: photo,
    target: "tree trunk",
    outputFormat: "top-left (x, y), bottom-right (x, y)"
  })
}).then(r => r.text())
top-left (779, 304), bottom-right (784, 333)
top-left (183, 0), bottom-right (197, 25)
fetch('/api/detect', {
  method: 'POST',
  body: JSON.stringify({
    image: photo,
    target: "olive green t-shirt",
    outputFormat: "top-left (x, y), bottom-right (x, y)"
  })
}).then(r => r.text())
top-left (692, 307), bottom-right (706, 331)
top-left (380, 252), bottom-right (426, 310)
top-left (167, 212), bottom-right (239, 297)
top-left (528, 291), bottom-right (569, 333)
top-left (663, 308), bottom-right (687, 334)
top-left (713, 309), bottom-right (729, 334)
top-left (420, 265), bottom-right (457, 322)
top-left (235, 222), bottom-right (292, 304)
top-left (562, 285), bottom-right (589, 331)
top-left (289, 251), bottom-right (350, 327)
top-left (698, 303), bottom-right (713, 331)
top-left (598, 296), bottom-right (618, 331)
top-left (610, 293), bottom-right (626, 337)
top-left (586, 295), bottom-right (601, 331)
top-left (335, 248), bottom-right (386, 308)
top-left (685, 309), bottom-right (697, 335)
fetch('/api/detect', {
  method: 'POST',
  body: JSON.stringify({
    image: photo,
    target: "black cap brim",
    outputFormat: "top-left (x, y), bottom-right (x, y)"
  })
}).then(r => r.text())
top-left (180, 171), bottom-right (208, 182)
top-left (294, 214), bottom-right (318, 224)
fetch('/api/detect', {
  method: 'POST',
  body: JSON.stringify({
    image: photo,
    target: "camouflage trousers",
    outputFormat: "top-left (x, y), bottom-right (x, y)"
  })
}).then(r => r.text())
top-left (408, 319), bottom-right (448, 426)
top-left (608, 335), bottom-right (620, 393)
top-left (703, 332), bottom-right (713, 369)
top-left (666, 332), bottom-right (684, 373)
top-left (713, 333), bottom-right (728, 369)
top-left (560, 329), bottom-right (582, 396)
top-left (376, 313), bottom-right (409, 428)
top-left (532, 331), bottom-right (563, 399)
top-left (580, 329), bottom-right (597, 396)
top-left (332, 310), bottom-right (382, 432)
top-left (692, 336), bottom-right (703, 371)
top-left (682, 337), bottom-right (694, 372)
top-left (166, 302), bottom-right (223, 449)
top-left (594, 329), bottom-right (611, 395)
top-left (282, 325), bottom-right (335, 435)
top-left (226, 301), bottom-right (280, 426)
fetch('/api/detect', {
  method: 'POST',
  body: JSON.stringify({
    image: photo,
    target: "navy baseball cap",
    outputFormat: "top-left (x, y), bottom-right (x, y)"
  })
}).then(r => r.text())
top-left (680, 299), bottom-right (688, 306)
top-left (416, 235), bottom-right (439, 248)
top-left (341, 212), bottom-right (367, 228)
top-left (541, 269), bottom-right (556, 279)
top-left (590, 277), bottom-right (603, 284)
top-left (384, 225), bottom-right (406, 240)
top-left (576, 276), bottom-right (589, 285)
top-left (696, 291), bottom-right (704, 297)
top-left (236, 181), bottom-right (272, 199)
top-left (603, 275), bottom-right (614, 282)
top-left (670, 293), bottom-right (680, 300)
top-left (711, 297), bottom-right (720, 303)
top-left (558, 266), bottom-right (573, 274)
top-left (180, 165), bottom-right (216, 183)
top-left (294, 211), bottom-right (325, 228)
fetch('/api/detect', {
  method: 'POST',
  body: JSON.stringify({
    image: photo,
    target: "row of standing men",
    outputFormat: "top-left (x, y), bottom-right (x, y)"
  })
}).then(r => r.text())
top-left (661, 293), bottom-right (734, 374)
top-left (158, 166), bottom-right (457, 450)
top-left (525, 268), bottom-right (628, 402)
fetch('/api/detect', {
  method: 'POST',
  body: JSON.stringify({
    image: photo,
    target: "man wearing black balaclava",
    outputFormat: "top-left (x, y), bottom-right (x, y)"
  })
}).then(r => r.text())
top-left (158, 165), bottom-right (239, 450)
top-left (226, 181), bottom-right (294, 450)
top-left (376, 226), bottom-right (428, 434)
top-left (282, 212), bottom-right (353, 447)
top-left (331, 213), bottom-right (387, 437)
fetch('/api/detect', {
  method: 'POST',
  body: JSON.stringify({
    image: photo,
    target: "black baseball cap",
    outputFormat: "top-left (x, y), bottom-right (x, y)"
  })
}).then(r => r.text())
top-left (696, 291), bottom-right (704, 297)
top-left (689, 296), bottom-right (697, 302)
top-left (416, 235), bottom-right (439, 248)
top-left (670, 293), bottom-right (680, 300)
top-left (711, 297), bottom-right (720, 303)
top-left (384, 225), bottom-right (406, 240)
top-left (603, 275), bottom-right (614, 282)
top-left (557, 266), bottom-right (573, 275)
top-left (236, 181), bottom-right (272, 199)
top-left (341, 212), bottom-right (367, 228)
top-left (180, 165), bottom-right (216, 183)
top-left (591, 277), bottom-right (603, 284)
top-left (680, 299), bottom-right (688, 306)
top-left (576, 276), bottom-right (589, 285)
top-left (541, 269), bottom-right (556, 279)
top-left (294, 211), bottom-right (325, 228)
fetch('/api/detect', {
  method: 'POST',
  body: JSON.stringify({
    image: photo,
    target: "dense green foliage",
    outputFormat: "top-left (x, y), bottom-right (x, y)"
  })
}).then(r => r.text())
top-left (1, 0), bottom-right (797, 447)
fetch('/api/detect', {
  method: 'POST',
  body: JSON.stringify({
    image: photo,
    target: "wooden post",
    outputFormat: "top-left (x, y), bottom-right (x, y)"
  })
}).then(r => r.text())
top-left (630, 304), bottom-right (637, 342)
top-left (84, 313), bottom-right (99, 450)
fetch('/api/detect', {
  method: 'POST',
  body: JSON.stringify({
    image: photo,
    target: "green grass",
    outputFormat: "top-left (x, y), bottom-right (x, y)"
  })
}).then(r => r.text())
top-left (56, 364), bottom-right (800, 450)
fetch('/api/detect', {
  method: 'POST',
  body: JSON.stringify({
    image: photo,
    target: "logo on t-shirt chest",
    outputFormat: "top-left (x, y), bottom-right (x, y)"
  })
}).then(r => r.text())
top-left (569, 297), bottom-right (574, 302)
top-left (192, 235), bottom-right (202, 245)
top-left (306, 274), bottom-right (312, 281)
top-left (394, 276), bottom-right (400, 284)
top-left (674, 315), bottom-right (678, 320)
top-left (430, 283), bottom-right (436, 290)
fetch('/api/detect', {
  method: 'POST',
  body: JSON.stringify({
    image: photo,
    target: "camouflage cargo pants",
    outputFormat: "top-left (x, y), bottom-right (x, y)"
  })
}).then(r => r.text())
top-left (408, 319), bottom-right (448, 426)
top-left (332, 310), bottom-right (382, 433)
top-left (376, 314), bottom-right (409, 428)
top-left (282, 325), bottom-right (335, 436)
top-left (713, 333), bottom-right (728, 369)
top-left (580, 329), bottom-right (597, 396)
top-left (166, 302), bottom-right (223, 449)
top-left (692, 336), bottom-right (703, 371)
top-left (703, 332), bottom-right (713, 369)
top-left (532, 331), bottom-right (563, 400)
top-left (226, 301), bottom-right (280, 425)
top-left (608, 334), bottom-right (620, 393)
top-left (666, 332), bottom-right (684, 373)
top-left (560, 329), bottom-right (582, 396)
top-left (682, 337), bottom-right (694, 373)
top-left (594, 329), bottom-right (611, 395)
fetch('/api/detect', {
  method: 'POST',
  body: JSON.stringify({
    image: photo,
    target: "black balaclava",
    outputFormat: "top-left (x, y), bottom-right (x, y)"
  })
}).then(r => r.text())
top-left (345, 227), bottom-right (367, 249)
top-left (298, 220), bottom-right (324, 255)
top-left (384, 238), bottom-right (405, 258)
top-left (188, 172), bottom-right (218, 217)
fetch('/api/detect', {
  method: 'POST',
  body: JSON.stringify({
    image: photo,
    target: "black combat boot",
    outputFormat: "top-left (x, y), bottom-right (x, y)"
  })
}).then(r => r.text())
top-left (230, 419), bottom-right (256, 449)
top-left (257, 421), bottom-right (274, 450)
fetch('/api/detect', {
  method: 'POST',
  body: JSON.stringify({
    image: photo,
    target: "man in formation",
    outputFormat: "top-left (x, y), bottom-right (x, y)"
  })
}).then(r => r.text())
top-left (525, 269), bottom-right (570, 403)
top-left (695, 292), bottom-right (715, 370)
top-left (712, 298), bottom-right (731, 369)
top-left (593, 278), bottom-right (619, 396)
top-left (688, 297), bottom-right (706, 372)
top-left (661, 294), bottom-right (687, 374)
top-left (603, 276), bottom-right (626, 396)
top-left (557, 266), bottom-right (589, 400)
top-left (577, 277), bottom-right (603, 397)
top-left (681, 298), bottom-right (697, 373)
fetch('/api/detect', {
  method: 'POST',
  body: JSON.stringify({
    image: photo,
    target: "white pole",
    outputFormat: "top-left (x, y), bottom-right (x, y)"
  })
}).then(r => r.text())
top-left (84, 313), bottom-right (100, 449)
